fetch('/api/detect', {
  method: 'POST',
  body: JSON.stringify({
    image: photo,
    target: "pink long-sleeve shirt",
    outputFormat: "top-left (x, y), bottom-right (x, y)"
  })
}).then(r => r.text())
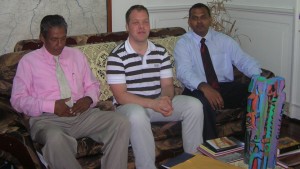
top-left (10, 46), bottom-right (100, 117)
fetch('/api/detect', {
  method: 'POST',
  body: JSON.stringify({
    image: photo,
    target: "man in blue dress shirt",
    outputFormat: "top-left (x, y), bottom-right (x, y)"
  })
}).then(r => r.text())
top-left (174, 3), bottom-right (262, 140)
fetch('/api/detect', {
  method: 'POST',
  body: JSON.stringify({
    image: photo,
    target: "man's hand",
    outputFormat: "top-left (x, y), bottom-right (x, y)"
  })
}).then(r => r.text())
top-left (198, 83), bottom-right (224, 110)
top-left (150, 96), bottom-right (173, 117)
top-left (54, 98), bottom-right (74, 117)
top-left (71, 96), bottom-right (93, 115)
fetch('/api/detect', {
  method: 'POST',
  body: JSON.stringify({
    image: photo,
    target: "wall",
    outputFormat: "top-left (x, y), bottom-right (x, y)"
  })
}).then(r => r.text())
top-left (111, 0), bottom-right (204, 32)
top-left (226, 2), bottom-right (295, 118)
top-left (112, 0), bottom-right (300, 119)
top-left (111, 0), bottom-right (296, 31)
top-left (291, 0), bottom-right (300, 119)
top-left (225, 0), bottom-right (300, 119)
top-left (0, 0), bottom-right (107, 55)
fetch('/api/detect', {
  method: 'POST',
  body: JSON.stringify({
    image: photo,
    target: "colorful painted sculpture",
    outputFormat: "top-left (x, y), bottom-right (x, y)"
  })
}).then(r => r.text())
top-left (244, 75), bottom-right (286, 169)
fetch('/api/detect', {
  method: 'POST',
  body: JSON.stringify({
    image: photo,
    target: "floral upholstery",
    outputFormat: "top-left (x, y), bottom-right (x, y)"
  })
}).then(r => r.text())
top-left (151, 36), bottom-right (182, 89)
top-left (0, 98), bottom-right (43, 169)
top-left (75, 42), bottom-right (117, 101)
top-left (0, 51), bottom-right (30, 99)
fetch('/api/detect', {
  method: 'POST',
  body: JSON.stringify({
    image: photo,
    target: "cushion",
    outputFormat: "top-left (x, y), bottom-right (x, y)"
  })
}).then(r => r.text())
top-left (76, 137), bottom-right (104, 158)
top-left (0, 51), bottom-right (30, 98)
top-left (0, 99), bottom-right (42, 169)
top-left (152, 121), bottom-right (182, 141)
top-left (150, 36), bottom-right (182, 88)
top-left (75, 42), bottom-right (117, 101)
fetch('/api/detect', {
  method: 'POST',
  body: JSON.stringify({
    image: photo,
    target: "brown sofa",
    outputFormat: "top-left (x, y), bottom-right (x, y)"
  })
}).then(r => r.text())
top-left (0, 27), bottom-right (274, 169)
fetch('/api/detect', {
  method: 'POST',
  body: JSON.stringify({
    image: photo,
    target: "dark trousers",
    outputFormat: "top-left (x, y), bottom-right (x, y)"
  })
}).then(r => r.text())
top-left (182, 82), bottom-right (250, 141)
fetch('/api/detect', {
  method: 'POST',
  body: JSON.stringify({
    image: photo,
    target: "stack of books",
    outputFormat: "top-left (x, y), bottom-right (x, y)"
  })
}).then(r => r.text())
top-left (197, 137), bottom-right (289, 168)
top-left (276, 137), bottom-right (300, 168)
top-left (197, 137), bottom-right (245, 163)
top-left (277, 137), bottom-right (300, 157)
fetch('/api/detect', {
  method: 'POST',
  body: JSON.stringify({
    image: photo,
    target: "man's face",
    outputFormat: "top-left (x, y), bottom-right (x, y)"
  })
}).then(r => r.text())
top-left (188, 7), bottom-right (212, 37)
top-left (40, 26), bottom-right (66, 56)
top-left (126, 9), bottom-right (150, 44)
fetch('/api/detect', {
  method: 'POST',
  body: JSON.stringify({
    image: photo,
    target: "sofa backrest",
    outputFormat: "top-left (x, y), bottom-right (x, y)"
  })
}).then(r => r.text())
top-left (14, 27), bottom-right (186, 52)
top-left (0, 50), bottom-right (30, 99)
top-left (0, 27), bottom-right (186, 102)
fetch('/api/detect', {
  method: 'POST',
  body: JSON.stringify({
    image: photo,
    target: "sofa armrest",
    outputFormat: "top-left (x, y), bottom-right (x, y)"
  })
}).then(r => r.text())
top-left (0, 98), bottom-right (44, 168)
top-left (261, 68), bottom-right (275, 79)
top-left (0, 98), bottom-right (27, 133)
top-left (234, 67), bottom-right (275, 84)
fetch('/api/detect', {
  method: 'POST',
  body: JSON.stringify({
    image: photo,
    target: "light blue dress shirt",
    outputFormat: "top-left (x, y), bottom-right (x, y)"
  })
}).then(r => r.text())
top-left (174, 28), bottom-right (262, 91)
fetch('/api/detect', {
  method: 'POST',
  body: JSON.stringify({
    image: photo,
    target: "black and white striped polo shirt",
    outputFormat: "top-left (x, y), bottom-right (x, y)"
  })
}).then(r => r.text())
top-left (107, 39), bottom-right (173, 101)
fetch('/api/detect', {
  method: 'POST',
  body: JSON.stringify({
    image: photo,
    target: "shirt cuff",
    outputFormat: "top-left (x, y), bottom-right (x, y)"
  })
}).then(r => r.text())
top-left (85, 95), bottom-right (98, 108)
top-left (42, 100), bottom-right (56, 114)
top-left (251, 68), bottom-right (262, 77)
top-left (160, 69), bottom-right (173, 78)
top-left (107, 75), bottom-right (126, 84)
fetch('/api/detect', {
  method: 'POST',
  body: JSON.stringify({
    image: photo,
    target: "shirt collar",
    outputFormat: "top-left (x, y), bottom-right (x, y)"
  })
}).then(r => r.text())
top-left (124, 38), bottom-right (155, 55)
top-left (190, 27), bottom-right (213, 45)
top-left (41, 45), bottom-right (66, 62)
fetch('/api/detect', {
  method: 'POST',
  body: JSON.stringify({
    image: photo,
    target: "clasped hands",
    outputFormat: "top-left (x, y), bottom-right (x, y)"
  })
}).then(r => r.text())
top-left (151, 96), bottom-right (173, 117)
top-left (54, 96), bottom-right (93, 117)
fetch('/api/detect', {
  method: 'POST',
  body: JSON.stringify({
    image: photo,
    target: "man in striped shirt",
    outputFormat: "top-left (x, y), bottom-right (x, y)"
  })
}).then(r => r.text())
top-left (107, 5), bottom-right (204, 169)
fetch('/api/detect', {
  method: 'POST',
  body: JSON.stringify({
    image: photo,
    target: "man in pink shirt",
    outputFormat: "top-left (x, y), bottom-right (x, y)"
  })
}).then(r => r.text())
top-left (10, 14), bottom-right (130, 169)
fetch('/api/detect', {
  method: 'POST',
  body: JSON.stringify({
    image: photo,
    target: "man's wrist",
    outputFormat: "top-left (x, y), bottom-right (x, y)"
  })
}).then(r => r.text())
top-left (148, 99), bottom-right (156, 109)
top-left (197, 82), bottom-right (207, 91)
top-left (161, 95), bottom-right (173, 100)
top-left (85, 96), bottom-right (93, 105)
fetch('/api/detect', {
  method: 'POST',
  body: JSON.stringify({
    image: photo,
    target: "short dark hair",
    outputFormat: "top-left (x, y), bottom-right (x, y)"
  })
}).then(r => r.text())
top-left (40, 14), bottom-right (68, 39)
top-left (125, 5), bottom-right (149, 24)
top-left (189, 3), bottom-right (211, 18)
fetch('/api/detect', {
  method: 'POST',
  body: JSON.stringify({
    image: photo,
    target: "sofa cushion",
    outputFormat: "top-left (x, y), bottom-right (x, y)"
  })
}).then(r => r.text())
top-left (76, 137), bottom-right (104, 159)
top-left (216, 108), bottom-right (244, 137)
top-left (151, 121), bottom-right (182, 141)
top-left (0, 98), bottom-right (42, 169)
top-left (75, 42), bottom-right (117, 101)
top-left (0, 51), bottom-right (31, 99)
top-left (150, 36), bottom-right (182, 89)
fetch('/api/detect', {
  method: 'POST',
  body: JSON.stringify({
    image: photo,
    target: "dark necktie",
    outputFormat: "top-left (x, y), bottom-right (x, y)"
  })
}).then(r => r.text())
top-left (200, 38), bottom-right (220, 91)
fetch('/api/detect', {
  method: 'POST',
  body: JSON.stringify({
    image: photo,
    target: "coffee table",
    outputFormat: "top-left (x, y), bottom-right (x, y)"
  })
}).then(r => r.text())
top-left (229, 159), bottom-right (288, 169)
